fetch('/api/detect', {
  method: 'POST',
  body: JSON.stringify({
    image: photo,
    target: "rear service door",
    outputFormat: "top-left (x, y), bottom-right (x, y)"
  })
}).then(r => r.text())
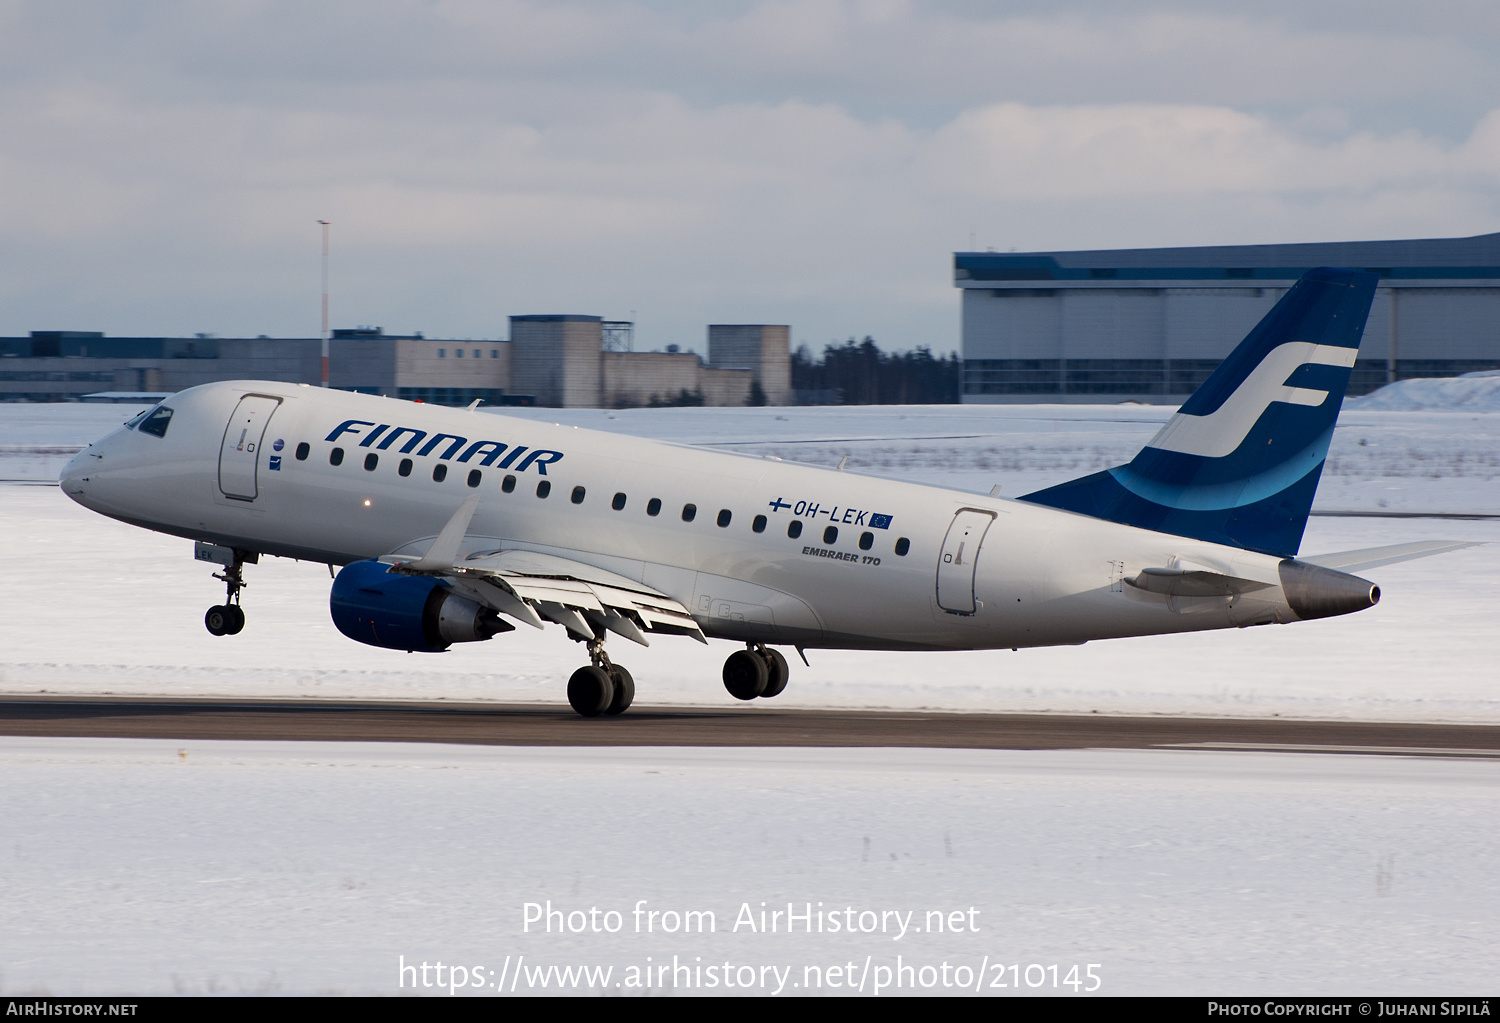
top-left (936, 508), bottom-right (996, 615)
top-left (218, 394), bottom-right (282, 500)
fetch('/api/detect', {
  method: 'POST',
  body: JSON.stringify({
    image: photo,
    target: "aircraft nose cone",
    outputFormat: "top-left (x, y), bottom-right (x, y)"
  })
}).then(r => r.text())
top-left (59, 448), bottom-right (93, 501)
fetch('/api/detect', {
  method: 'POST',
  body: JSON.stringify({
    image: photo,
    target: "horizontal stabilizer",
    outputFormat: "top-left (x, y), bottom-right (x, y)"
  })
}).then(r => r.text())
top-left (1300, 540), bottom-right (1482, 573)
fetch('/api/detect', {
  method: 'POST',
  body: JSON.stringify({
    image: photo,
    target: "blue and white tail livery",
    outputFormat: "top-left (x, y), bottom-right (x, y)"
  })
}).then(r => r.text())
top-left (1021, 267), bottom-right (1378, 556)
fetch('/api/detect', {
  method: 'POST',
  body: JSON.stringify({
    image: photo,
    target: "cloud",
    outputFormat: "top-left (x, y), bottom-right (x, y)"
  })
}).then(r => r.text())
top-left (923, 102), bottom-right (1496, 201)
top-left (0, 2), bottom-right (1498, 347)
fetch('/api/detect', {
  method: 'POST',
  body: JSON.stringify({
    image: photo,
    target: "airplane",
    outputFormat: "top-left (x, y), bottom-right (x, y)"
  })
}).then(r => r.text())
top-left (59, 267), bottom-right (1474, 717)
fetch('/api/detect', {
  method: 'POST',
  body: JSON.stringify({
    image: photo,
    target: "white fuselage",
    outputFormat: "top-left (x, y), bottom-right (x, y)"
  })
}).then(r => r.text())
top-left (61, 381), bottom-right (1306, 651)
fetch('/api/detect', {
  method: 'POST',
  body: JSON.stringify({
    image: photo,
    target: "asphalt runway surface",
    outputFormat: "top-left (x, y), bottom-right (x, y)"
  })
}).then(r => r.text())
top-left (2, 695), bottom-right (1498, 757)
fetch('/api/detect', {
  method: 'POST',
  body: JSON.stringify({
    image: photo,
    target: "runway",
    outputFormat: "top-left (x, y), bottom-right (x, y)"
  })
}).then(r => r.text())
top-left (2, 695), bottom-right (1497, 756)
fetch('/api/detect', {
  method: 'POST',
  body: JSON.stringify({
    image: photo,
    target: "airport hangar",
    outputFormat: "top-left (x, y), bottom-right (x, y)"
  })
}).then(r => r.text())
top-left (956, 231), bottom-right (1500, 403)
top-left (0, 320), bottom-right (792, 408)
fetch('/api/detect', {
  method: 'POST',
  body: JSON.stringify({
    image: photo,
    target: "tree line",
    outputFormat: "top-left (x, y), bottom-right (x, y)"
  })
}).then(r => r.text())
top-left (790, 337), bottom-right (961, 405)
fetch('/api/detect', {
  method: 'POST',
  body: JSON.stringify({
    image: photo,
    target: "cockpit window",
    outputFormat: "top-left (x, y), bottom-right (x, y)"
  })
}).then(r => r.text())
top-left (138, 406), bottom-right (174, 438)
top-left (123, 407), bottom-right (154, 430)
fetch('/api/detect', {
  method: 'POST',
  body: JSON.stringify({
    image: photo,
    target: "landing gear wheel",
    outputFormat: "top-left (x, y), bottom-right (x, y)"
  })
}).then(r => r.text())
top-left (205, 548), bottom-right (256, 637)
top-left (568, 665), bottom-right (615, 718)
top-left (605, 664), bottom-right (635, 715)
top-left (760, 648), bottom-right (789, 698)
top-left (723, 649), bottom-right (768, 701)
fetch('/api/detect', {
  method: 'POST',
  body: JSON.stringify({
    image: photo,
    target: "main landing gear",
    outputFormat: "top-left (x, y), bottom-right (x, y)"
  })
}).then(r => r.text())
top-left (567, 633), bottom-right (635, 718)
top-left (561, 637), bottom-right (792, 717)
top-left (203, 549), bottom-right (257, 637)
top-left (722, 644), bottom-right (790, 701)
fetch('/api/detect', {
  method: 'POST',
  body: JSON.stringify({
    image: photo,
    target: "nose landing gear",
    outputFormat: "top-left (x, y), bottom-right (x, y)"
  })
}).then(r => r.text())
top-left (199, 546), bottom-right (257, 637)
top-left (204, 603), bottom-right (244, 637)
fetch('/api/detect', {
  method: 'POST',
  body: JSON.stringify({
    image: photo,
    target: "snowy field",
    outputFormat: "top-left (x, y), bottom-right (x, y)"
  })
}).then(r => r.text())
top-left (2, 738), bottom-right (1497, 997)
top-left (1, 387), bottom-right (1498, 996)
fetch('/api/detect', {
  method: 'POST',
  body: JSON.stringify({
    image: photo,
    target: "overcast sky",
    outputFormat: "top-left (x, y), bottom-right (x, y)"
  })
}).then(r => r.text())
top-left (2, 1), bottom-right (1499, 352)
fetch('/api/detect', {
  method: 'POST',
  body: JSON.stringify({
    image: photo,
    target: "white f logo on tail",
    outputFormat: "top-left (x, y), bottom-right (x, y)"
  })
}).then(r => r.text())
top-left (1146, 343), bottom-right (1358, 459)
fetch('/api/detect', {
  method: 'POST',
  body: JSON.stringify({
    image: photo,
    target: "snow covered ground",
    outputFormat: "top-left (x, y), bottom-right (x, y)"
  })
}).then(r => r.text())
top-left (1, 392), bottom-right (1497, 996)
top-left (2, 738), bottom-right (1497, 997)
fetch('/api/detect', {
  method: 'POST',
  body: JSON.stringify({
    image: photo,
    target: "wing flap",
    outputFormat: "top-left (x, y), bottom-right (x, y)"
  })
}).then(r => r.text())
top-left (398, 546), bottom-right (706, 642)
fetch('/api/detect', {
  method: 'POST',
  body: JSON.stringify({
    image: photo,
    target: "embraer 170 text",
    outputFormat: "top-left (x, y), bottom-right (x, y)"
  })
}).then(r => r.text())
top-left (61, 269), bottom-right (1472, 716)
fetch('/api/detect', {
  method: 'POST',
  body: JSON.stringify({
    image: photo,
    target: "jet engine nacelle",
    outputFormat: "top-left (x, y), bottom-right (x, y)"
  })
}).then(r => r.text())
top-left (329, 559), bottom-right (512, 652)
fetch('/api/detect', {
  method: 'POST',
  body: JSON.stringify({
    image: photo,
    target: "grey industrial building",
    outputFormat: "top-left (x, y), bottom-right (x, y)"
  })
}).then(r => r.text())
top-left (508, 317), bottom-right (790, 408)
top-left (956, 232), bottom-right (1500, 403)
top-left (0, 320), bottom-right (793, 408)
top-left (0, 331), bottom-right (322, 403)
top-left (328, 327), bottom-right (518, 407)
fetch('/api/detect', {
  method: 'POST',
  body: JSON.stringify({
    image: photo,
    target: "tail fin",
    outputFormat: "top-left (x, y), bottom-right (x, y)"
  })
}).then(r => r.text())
top-left (1019, 267), bottom-right (1378, 557)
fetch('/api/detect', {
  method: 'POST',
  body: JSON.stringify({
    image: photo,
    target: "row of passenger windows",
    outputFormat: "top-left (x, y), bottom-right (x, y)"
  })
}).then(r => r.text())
top-left (307, 443), bottom-right (912, 556)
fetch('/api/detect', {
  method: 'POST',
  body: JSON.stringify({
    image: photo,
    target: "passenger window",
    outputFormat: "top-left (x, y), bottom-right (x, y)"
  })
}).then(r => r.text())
top-left (330, 447), bottom-right (344, 466)
top-left (787, 520), bottom-right (802, 539)
top-left (823, 526), bottom-right (838, 545)
top-left (432, 463), bottom-right (447, 482)
top-left (138, 407), bottom-right (174, 438)
top-left (364, 453), bottom-right (378, 471)
top-left (681, 503), bottom-right (697, 522)
top-left (895, 537), bottom-right (910, 556)
top-left (858, 531), bottom-right (873, 550)
top-left (612, 492), bottom-right (627, 511)
top-left (398, 458), bottom-right (412, 477)
top-left (295, 442), bottom-right (310, 461)
top-left (467, 469), bottom-right (482, 488)
top-left (647, 498), bottom-right (661, 516)
top-left (716, 509), bottom-right (731, 527)
top-left (752, 514), bottom-right (767, 533)
top-left (571, 486), bottom-right (586, 505)
top-left (502, 475), bottom-right (516, 493)
top-left (537, 480), bottom-right (551, 498)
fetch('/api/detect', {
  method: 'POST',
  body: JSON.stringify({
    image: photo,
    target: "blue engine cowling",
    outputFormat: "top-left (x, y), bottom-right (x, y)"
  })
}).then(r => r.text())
top-left (329, 560), bottom-right (512, 652)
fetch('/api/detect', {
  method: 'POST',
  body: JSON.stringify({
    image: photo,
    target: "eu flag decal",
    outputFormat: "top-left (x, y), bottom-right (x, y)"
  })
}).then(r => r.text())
top-left (869, 513), bottom-right (893, 529)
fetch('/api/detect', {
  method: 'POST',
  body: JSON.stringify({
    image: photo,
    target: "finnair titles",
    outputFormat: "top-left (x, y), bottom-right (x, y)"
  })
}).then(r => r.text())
top-left (61, 268), bottom-right (1473, 716)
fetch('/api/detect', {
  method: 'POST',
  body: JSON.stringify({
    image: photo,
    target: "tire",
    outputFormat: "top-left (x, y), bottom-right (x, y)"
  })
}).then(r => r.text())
top-left (224, 604), bottom-right (246, 636)
top-left (204, 605), bottom-right (229, 636)
top-left (760, 648), bottom-right (789, 698)
top-left (567, 665), bottom-right (615, 718)
top-left (605, 664), bottom-right (635, 715)
top-left (722, 649), bottom-right (768, 701)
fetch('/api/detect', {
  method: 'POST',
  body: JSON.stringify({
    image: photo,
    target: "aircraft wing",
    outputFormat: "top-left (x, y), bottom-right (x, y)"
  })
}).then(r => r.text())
top-left (378, 495), bottom-right (704, 645)
top-left (1300, 540), bottom-right (1482, 573)
top-left (384, 546), bottom-right (705, 646)
top-left (461, 549), bottom-right (706, 645)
